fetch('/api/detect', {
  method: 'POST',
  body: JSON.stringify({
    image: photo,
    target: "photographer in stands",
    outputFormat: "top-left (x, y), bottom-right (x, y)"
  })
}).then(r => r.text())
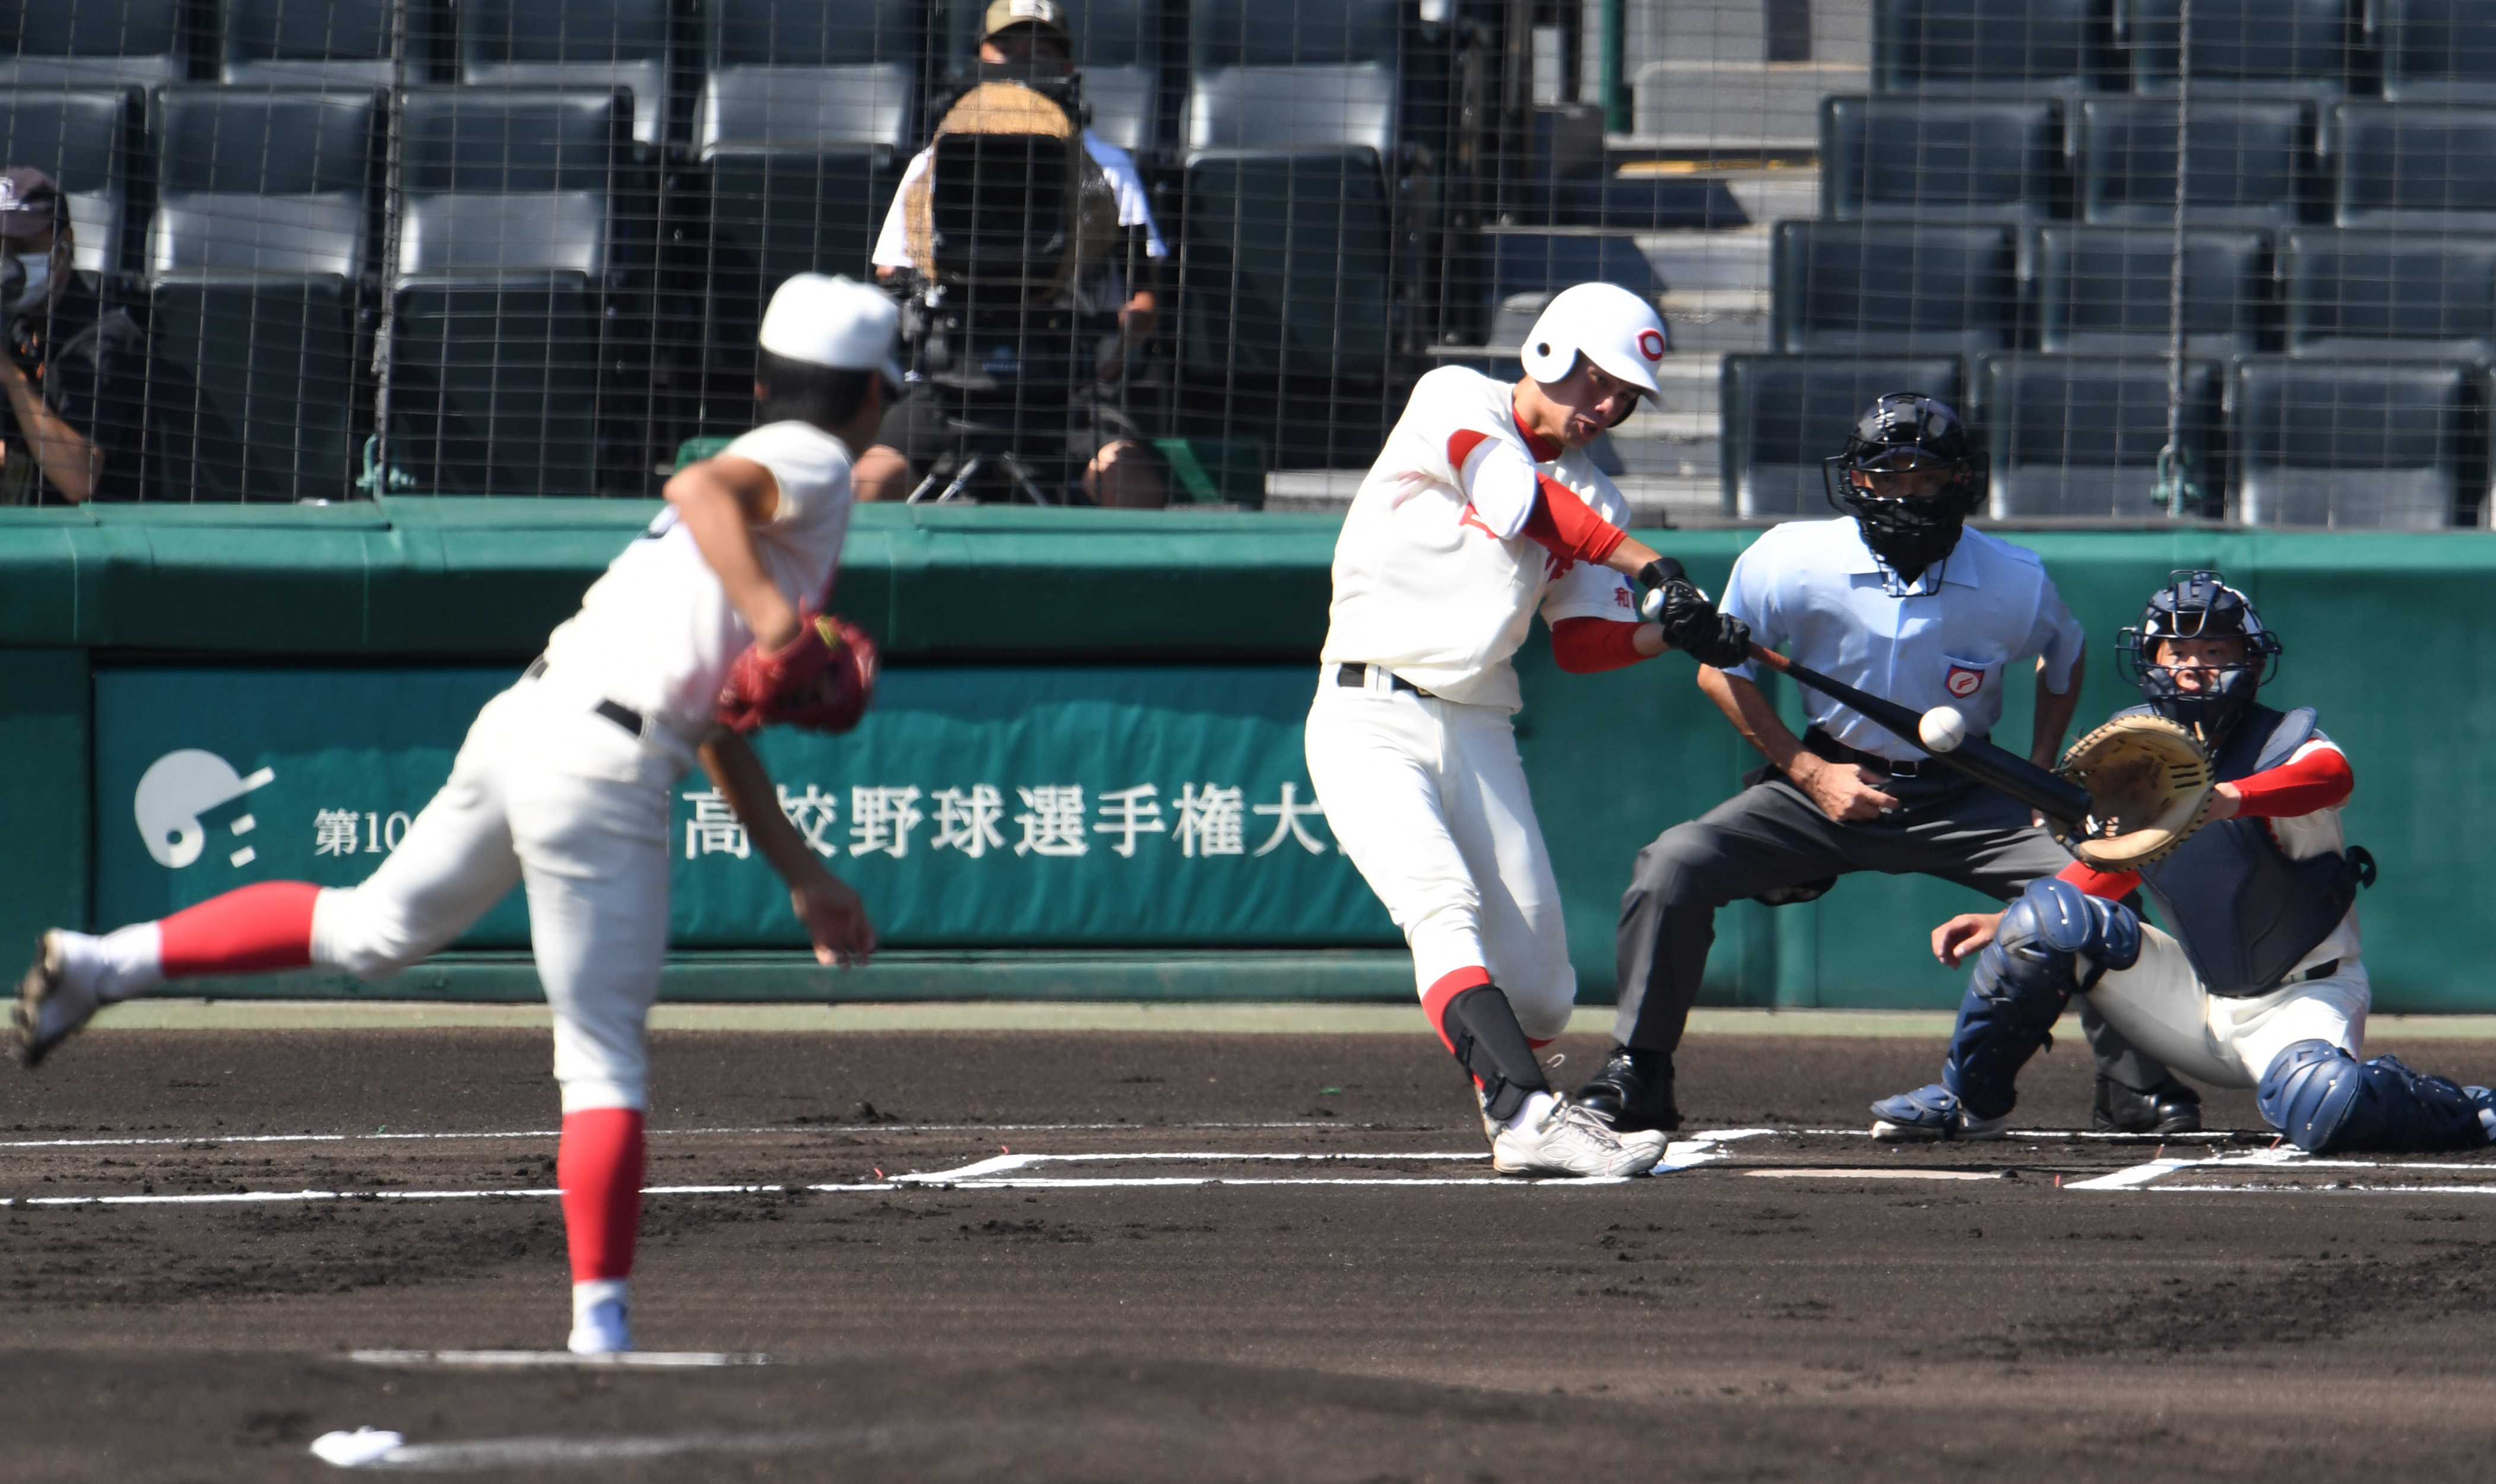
top-left (854, 0), bottom-right (1170, 508)
top-left (0, 168), bottom-right (142, 505)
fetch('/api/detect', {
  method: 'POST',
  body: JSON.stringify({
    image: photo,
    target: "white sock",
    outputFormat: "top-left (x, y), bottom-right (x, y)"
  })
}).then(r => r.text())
top-left (1501, 1090), bottom-right (1559, 1133)
top-left (96, 924), bottom-right (165, 1001)
top-left (572, 1278), bottom-right (628, 1325)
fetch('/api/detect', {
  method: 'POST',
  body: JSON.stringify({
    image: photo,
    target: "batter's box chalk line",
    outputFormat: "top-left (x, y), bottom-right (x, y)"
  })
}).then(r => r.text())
top-left (348, 1349), bottom-right (770, 1368)
top-left (311, 1421), bottom-right (923, 1470)
top-left (2069, 1145), bottom-right (2496, 1194)
top-left (0, 1131), bottom-right (1783, 1206)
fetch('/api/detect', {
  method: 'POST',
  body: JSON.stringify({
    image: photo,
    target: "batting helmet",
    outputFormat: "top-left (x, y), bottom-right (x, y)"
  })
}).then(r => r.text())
top-left (1519, 283), bottom-right (1668, 416)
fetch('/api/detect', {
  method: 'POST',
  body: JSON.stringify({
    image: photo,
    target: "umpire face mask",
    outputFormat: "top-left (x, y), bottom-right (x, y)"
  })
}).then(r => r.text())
top-left (1844, 462), bottom-right (1979, 583)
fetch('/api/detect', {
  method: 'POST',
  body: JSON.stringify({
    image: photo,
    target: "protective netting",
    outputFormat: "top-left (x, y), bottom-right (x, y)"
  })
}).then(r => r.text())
top-left (0, 0), bottom-right (2488, 525)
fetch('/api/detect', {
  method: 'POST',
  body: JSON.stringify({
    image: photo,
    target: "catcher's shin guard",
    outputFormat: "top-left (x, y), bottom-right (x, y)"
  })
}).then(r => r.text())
top-left (1943, 879), bottom-right (2142, 1119)
top-left (2257, 1041), bottom-right (2495, 1153)
top-left (1438, 985), bottom-right (1551, 1123)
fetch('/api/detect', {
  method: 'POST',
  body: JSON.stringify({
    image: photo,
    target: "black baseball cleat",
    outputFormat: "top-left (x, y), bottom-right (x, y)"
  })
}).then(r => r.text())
top-left (2093, 1075), bottom-right (2202, 1134)
top-left (1576, 1044), bottom-right (1681, 1134)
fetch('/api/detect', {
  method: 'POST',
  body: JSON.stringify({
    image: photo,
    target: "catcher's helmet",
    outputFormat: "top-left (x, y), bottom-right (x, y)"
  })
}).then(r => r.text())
top-left (2117, 569), bottom-right (2283, 739)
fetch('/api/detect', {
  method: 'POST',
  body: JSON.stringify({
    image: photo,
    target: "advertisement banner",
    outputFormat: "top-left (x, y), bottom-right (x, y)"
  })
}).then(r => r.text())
top-left (93, 667), bottom-right (1398, 950)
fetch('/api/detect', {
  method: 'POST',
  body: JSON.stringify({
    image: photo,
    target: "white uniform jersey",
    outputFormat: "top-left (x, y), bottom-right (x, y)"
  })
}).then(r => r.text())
top-left (539, 420), bottom-right (857, 748)
top-left (1319, 366), bottom-right (1637, 712)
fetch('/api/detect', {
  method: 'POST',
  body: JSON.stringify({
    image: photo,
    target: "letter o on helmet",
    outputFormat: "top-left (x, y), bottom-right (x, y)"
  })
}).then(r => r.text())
top-left (1521, 283), bottom-right (1668, 408)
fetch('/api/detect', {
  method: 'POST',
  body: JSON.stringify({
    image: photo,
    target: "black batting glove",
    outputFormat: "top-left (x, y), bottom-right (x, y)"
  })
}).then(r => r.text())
top-left (1681, 612), bottom-right (1754, 669)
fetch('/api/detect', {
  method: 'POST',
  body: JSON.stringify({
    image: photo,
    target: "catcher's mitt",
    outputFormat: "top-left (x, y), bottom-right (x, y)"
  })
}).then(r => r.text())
top-left (715, 609), bottom-right (880, 736)
top-left (2052, 713), bottom-right (2218, 870)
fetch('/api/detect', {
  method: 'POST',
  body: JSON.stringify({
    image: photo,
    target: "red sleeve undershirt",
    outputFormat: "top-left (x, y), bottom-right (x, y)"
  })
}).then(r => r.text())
top-left (1445, 428), bottom-right (1630, 567)
top-left (1550, 616), bottom-right (1649, 673)
top-left (2057, 745), bottom-right (2355, 901)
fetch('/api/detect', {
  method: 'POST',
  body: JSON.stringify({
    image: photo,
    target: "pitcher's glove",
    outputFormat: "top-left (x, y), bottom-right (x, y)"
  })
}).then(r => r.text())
top-left (716, 608), bottom-right (880, 736)
top-left (2051, 713), bottom-right (2218, 870)
top-left (1638, 559), bottom-right (1753, 669)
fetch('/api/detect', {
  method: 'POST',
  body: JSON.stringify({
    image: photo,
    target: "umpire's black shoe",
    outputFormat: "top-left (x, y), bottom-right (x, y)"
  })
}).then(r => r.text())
top-left (1576, 1044), bottom-right (1681, 1134)
top-left (2093, 1075), bottom-right (2202, 1134)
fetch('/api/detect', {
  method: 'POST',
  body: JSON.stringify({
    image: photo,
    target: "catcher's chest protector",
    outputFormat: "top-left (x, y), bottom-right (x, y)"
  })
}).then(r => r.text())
top-left (2132, 704), bottom-right (2367, 997)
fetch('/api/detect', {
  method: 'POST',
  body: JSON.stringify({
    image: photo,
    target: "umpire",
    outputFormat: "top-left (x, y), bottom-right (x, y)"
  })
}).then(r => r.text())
top-left (1580, 395), bottom-right (2195, 1137)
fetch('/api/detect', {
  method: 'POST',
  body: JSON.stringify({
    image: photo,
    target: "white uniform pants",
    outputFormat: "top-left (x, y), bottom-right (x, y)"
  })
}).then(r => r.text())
top-left (308, 681), bottom-right (681, 1112)
top-left (2084, 925), bottom-right (2370, 1090)
top-left (1303, 670), bottom-right (1576, 1039)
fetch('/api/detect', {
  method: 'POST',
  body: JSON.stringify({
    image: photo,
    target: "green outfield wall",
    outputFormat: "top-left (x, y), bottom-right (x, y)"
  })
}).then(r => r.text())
top-left (3, 498), bottom-right (2492, 1013)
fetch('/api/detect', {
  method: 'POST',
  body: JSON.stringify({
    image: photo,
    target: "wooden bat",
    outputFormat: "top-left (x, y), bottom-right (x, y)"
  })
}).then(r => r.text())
top-left (1744, 642), bottom-right (2094, 825)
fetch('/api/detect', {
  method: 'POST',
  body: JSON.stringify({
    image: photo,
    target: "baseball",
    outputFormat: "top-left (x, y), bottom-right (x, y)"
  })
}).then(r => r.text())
top-left (1918, 705), bottom-right (1969, 753)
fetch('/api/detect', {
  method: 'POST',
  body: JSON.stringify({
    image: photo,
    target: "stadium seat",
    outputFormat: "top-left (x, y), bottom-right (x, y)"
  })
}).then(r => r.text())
top-left (0, 0), bottom-right (196, 87)
top-left (1820, 95), bottom-right (2066, 224)
top-left (1871, 0), bottom-right (2109, 94)
top-left (0, 87), bottom-right (145, 274)
top-left (1968, 353), bottom-right (2223, 518)
top-left (386, 272), bottom-right (603, 495)
top-left (2329, 102), bottom-right (2496, 230)
top-left (2282, 229), bottom-right (2496, 359)
top-left (387, 91), bottom-right (636, 494)
top-left (2077, 98), bottom-right (2310, 228)
top-left (397, 89), bottom-right (631, 278)
top-left (945, 0), bottom-right (1166, 156)
top-left (220, 0), bottom-right (445, 87)
top-left (1475, 232), bottom-right (1663, 344)
top-left (1179, 0), bottom-right (1404, 380)
top-left (460, 0), bottom-right (677, 147)
top-left (1769, 221), bottom-right (2020, 355)
top-left (2232, 357), bottom-right (2482, 527)
top-left (2376, 0), bottom-right (2496, 103)
top-left (2118, 0), bottom-right (2355, 100)
top-left (147, 273), bottom-right (359, 502)
top-left (696, 0), bottom-right (917, 411)
top-left (1719, 354), bottom-right (1963, 517)
top-left (2033, 226), bottom-right (2272, 356)
top-left (147, 88), bottom-right (379, 278)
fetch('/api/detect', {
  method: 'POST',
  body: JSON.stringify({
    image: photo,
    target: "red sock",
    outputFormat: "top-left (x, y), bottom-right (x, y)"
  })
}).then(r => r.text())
top-left (1421, 966), bottom-right (1494, 1055)
top-left (559, 1108), bottom-right (645, 1283)
top-left (157, 881), bottom-right (321, 979)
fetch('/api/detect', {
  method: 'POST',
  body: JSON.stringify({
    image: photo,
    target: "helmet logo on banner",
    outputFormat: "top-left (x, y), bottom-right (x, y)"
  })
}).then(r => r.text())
top-left (1945, 665), bottom-right (1984, 699)
top-left (135, 749), bottom-right (276, 870)
top-left (1636, 329), bottom-right (1665, 361)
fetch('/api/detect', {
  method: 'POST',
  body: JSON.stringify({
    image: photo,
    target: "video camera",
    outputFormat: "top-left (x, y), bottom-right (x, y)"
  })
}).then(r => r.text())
top-left (894, 65), bottom-right (1120, 504)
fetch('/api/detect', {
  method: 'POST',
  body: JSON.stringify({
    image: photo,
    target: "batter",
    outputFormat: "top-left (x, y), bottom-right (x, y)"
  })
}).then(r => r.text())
top-left (1873, 572), bottom-right (2496, 1152)
top-left (1304, 281), bottom-right (1751, 1178)
top-left (11, 274), bottom-right (898, 1353)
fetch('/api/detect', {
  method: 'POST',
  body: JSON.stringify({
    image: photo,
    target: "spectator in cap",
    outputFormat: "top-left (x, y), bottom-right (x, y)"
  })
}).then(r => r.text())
top-left (0, 167), bottom-right (144, 505)
top-left (854, 0), bottom-right (1170, 508)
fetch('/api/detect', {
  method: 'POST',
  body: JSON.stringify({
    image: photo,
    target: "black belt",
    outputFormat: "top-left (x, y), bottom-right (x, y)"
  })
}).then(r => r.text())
top-left (1803, 727), bottom-right (1975, 779)
top-left (524, 655), bottom-right (648, 739)
top-left (2282, 958), bottom-right (2340, 987)
top-left (1335, 663), bottom-right (1433, 699)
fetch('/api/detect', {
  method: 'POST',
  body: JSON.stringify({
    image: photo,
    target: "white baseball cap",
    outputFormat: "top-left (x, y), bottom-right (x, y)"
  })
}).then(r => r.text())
top-left (758, 273), bottom-right (904, 388)
top-left (1519, 281), bottom-right (1668, 401)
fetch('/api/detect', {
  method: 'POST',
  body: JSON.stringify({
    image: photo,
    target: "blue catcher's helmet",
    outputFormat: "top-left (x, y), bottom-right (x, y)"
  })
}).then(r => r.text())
top-left (2116, 569), bottom-right (2283, 741)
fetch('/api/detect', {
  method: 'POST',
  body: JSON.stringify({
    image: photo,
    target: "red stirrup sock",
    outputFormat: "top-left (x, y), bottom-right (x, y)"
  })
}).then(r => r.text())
top-left (559, 1108), bottom-right (646, 1283)
top-left (156, 881), bottom-right (322, 979)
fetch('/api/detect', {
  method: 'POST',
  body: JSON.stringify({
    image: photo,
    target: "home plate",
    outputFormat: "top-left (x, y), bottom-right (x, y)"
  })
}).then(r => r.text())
top-left (348, 1349), bottom-right (771, 1368)
top-left (1744, 1168), bottom-right (2012, 1181)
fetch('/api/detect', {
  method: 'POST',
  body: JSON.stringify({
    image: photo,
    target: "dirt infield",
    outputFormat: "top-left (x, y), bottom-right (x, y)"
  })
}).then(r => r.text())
top-left (8, 1023), bottom-right (2496, 1481)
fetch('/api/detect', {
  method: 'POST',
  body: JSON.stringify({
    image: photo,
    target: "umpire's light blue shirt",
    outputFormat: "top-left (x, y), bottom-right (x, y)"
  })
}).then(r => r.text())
top-left (1721, 519), bottom-right (2085, 763)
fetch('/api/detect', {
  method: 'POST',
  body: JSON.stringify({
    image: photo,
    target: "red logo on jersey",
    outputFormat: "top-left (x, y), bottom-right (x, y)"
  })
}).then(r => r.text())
top-left (1636, 329), bottom-right (1666, 361)
top-left (1614, 585), bottom-right (1633, 610)
top-left (1945, 665), bottom-right (1984, 698)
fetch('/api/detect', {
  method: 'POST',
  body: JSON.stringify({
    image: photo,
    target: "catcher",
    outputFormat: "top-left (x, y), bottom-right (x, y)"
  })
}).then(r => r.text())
top-left (1873, 571), bottom-right (2496, 1152)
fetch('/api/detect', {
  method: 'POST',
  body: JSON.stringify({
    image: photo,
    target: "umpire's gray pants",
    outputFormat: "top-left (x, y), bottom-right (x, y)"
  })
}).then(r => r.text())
top-left (1612, 772), bottom-right (2170, 1088)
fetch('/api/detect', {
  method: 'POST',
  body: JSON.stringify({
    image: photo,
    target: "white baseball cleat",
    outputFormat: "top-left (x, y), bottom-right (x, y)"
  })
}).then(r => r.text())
top-left (14, 931), bottom-right (104, 1070)
top-left (567, 1292), bottom-right (632, 1356)
top-left (1491, 1096), bottom-right (1664, 1178)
